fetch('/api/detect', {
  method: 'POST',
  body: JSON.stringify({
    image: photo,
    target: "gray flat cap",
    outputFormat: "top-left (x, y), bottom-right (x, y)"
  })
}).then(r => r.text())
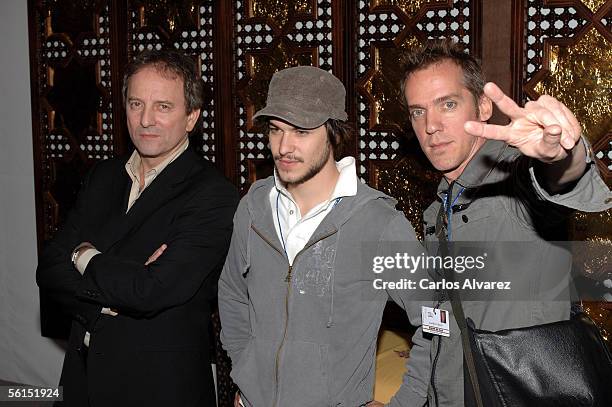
top-left (253, 65), bottom-right (348, 129)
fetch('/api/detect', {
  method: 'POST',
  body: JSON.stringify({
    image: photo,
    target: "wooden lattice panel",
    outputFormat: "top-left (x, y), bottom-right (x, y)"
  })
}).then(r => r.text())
top-left (31, 0), bottom-right (114, 240)
top-left (127, 0), bottom-right (217, 163)
top-left (594, 133), bottom-right (612, 175)
top-left (517, 0), bottom-right (612, 180)
top-left (234, 0), bottom-right (334, 190)
top-left (521, 0), bottom-right (590, 94)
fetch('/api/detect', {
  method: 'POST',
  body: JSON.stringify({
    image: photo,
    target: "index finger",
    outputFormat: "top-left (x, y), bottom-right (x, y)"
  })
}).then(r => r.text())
top-left (484, 82), bottom-right (524, 120)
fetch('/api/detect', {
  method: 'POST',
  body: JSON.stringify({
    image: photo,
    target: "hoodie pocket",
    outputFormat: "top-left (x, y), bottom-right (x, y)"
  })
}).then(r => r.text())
top-left (231, 337), bottom-right (276, 406)
top-left (279, 340), bottom-right (331, 406)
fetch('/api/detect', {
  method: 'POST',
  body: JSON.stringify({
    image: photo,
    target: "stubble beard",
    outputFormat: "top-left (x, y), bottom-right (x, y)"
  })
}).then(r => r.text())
top-left (275, 140), bottom-right (332, 187)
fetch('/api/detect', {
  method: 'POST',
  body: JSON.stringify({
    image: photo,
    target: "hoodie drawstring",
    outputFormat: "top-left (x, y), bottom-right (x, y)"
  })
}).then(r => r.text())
top-left (326, 232), bottom-right (340, 328)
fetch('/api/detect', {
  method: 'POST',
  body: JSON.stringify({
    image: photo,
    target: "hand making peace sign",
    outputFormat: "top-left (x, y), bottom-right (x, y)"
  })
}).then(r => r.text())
top-left (464, 83), bottom-right (583, 164)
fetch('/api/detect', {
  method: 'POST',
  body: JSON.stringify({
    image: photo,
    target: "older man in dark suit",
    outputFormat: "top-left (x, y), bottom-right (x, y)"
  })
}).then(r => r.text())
top-left (36, 49), bottom-right (238, 407)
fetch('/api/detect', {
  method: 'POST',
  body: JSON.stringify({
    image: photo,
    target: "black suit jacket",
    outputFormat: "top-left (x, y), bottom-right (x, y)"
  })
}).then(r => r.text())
top-left (36, 148), bottom-right (238, 407)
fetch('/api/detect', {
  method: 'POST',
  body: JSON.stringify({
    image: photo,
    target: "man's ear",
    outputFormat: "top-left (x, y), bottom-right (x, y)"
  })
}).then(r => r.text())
top-left (478, 95), bottom-right (493, 122)
top-left (186, 108), bottom-right (201, 132)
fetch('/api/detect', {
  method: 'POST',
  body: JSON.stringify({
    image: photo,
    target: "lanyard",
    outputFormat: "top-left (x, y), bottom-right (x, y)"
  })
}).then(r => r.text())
top-left (275, 190), bottom-right (341, 257)
top-left (441, 186), bottom-right (465, 242)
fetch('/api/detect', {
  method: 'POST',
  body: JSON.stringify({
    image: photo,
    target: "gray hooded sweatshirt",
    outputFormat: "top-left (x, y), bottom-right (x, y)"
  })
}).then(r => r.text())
top-left (219, 177), bottom-right (431, 407)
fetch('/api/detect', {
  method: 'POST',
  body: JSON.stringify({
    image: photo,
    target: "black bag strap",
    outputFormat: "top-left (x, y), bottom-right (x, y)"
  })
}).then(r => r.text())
top-left (436, 203), bottom-right (484, 407)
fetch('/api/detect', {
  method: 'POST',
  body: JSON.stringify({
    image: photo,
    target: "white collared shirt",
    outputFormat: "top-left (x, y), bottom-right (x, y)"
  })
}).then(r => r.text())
top-left (269, 157), bottom-right (358, 265)
top-left (124, 137), bottom-right (190, 212)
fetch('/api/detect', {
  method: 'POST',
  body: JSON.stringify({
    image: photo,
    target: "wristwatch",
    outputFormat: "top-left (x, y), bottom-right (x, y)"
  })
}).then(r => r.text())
top-left (71, 246), bottom-right (82, 266)
top-left (71, 243), bottom-right (93, 267)
top-left (580, 134), bottom-right (595, 164)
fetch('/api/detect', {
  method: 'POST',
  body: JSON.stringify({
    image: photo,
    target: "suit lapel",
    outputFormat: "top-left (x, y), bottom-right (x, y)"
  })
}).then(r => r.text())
top-left (92, 162), bottom-right (130, 251)
top-left (95, 149), bottom-right (197, 252)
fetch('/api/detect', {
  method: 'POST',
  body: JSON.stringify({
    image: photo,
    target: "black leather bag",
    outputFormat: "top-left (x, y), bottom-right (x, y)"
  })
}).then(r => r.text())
top-left (434, 204), bottom-right (612, 406)
top-left (463, 313), bottom-right (612, 407)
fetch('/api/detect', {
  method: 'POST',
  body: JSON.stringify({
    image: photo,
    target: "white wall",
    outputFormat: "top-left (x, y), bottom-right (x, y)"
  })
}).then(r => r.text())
top-left (0, 0), bottom-right (65, 386)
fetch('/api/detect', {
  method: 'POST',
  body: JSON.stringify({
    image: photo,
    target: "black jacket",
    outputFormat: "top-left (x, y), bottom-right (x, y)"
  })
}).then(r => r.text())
top-left (37, 148), bottom-right (238, 407)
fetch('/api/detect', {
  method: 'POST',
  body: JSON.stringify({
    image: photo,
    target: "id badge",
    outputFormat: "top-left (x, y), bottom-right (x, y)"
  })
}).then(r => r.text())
top-left (422, 306), bottom-right (450, 337)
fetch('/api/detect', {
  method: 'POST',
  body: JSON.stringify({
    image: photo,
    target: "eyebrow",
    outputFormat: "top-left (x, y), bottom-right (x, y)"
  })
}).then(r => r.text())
top-left (408, 93), bottom-right (463, 109)
top-left (126, 97), bottom-right (174, 106)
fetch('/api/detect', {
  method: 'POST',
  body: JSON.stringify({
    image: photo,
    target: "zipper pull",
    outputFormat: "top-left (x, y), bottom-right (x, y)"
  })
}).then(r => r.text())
top-left (285, 265), bottom-right (292, 282)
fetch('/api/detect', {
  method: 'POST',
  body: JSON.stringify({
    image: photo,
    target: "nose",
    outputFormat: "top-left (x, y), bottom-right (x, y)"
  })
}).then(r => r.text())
top-left (278, 132), bottom-right (294, 156)
top-left (140, 105), bottom-right (156, 128)
top-left (425, 109), bottom-right (441, 135)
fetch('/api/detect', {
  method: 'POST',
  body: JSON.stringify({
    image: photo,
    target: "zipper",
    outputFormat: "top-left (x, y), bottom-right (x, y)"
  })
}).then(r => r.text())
top-left (251, 224), bottom-right (338, 407)
top-left (251, 225), bottom-right (285, 258)
top-left (273, 263), bottom-right (292, 407)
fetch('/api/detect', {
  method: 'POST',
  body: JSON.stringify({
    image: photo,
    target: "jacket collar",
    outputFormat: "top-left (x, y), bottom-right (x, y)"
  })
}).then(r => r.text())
top-left (247, 175), bottom-right (396, 254)
top-left (436, 140), bottom-right (512, 199)
top-left (95, 148), bottom-right (199, 251)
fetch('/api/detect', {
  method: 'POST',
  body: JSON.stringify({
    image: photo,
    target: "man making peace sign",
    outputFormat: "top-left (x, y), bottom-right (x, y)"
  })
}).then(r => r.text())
top-left (385, 39), bottom-right (611, 407)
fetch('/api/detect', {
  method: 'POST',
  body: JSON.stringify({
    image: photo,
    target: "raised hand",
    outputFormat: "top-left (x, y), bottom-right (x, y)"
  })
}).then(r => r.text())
top-left (464, 83), bottom-right (582, 163)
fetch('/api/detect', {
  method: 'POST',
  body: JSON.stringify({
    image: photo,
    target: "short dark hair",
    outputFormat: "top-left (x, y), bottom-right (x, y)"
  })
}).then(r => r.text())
top-left (122, 49), bottom-right (204, 113)
top-left (260, 118), bottom-right (353, 161)
top-left (400, 39), bottom-right (485, 113)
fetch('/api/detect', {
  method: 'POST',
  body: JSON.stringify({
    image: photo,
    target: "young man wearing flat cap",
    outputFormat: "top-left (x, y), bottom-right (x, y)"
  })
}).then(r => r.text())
top-left (218, 66), bottom-right (431, 407)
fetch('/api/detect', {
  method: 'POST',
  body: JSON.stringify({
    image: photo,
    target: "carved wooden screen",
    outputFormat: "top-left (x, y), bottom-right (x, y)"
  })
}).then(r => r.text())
top-left (512, 0), bottom-right (612, 343)
top-left (29, 0), bottom-right (118, 246)
top-left (514, 0), bottom-right (610, 182)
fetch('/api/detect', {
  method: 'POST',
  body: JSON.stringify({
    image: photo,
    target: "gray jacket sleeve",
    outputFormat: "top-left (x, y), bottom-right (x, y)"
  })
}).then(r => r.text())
top-left (501, 156), bottom-right (611, 230)
top-left (387, 326), bottom-right (430, 407)
top-left (218, 198), bottom-right (251, 364)
top-left (379, 213), bottom-right (431, 406)
top-left (529, 162), bottom-right (612, 212)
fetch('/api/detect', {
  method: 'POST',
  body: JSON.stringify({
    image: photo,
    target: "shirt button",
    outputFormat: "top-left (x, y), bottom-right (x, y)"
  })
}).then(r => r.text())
top-left (289, 210), bottom-right (294, 215)
top-left (462, 215), bottom-right (469, 223)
